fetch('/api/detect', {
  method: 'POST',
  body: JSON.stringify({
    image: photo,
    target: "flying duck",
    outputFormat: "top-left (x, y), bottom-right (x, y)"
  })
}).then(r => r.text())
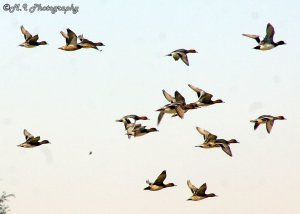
top-left (18, 129), bottom-right (50, 148)
top-left (144, 170), bottom-right (176, 191)
top-left (59, 28), bottom-right (83, 51)
top-left (166, 49), bottom-right (197, 66)
top-left (250, 115), bottom-right (286, 133)
top-left (187, 180), bottom-right (217, 201)
top-left (195, 127), bottom-right (239, 157)
top-left (242, 23), bottom-right (286, 50)
top-left (19, 25), bottom-right (47, 48)
top-left (78, 34), bottom-right (104, 51)
top-left (157, 90), bottom-right (187, 125)
top-left (188, 84), bottom-right (224, 107)
top-left (126, 126), bottom-right (158, 138)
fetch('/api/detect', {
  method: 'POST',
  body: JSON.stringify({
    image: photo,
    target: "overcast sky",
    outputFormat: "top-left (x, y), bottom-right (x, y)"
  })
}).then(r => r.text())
top-left (1, 0), bottom-right (300, 213)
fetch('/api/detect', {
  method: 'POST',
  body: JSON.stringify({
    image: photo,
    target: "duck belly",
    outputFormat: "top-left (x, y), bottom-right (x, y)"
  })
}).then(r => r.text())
top-left (259, 44), bottom-right (274, 50)
top-left (172, 53), bottom-right (180, 61)
top-left (150, 185), bottom-right (164, 191)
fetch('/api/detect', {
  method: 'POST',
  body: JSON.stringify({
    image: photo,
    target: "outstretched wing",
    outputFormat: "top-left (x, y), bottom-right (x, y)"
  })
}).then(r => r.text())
top-left (157, 111), bottom-right (165, 126)
top-left (153, 170), bottom-right (166, 185)
top-left (23, 129), bottom-right (34, 140)
top-left (28, 35), bottom-right (39, 43)
top-left (162, 90), bottom-right (175, 103)
top-left (266, 120), bottom-right (274, 134)
top-left (175, 105), bottom-right (185, 119)
top-left (179, 53), bottom-right (189, 66)
top-left (67, 28), bottom-right (78, 46)
top-left (20, 25), bottom-right (32, 41)
top-left (174, 91), bottom-right (186, 105)
top-left (196, 127), bottom-right (217, 141)
top-left (196, 183), bottom-right (207, 196)
top-left (263, 23), bottom-right (275, 43)
top-left (60, 31), bottom-right (69, 45)
top-left (219, 143), bottom-right (232, 157)
top-left (187, 180), bottom-right (198, 195)
top-left (242, 34), bottom-right (261, 43)
top-left (188, 84), bottom-right (213, 102)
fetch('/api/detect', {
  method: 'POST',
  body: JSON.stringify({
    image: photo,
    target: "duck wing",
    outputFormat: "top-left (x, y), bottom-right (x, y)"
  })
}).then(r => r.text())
top-left (179, 53), bottom-right (189, 66)
top-left (162, 90), bottom-right (175, 103)
top-left (28, 35), bottom-right (39, 43)
top-left (66, 28), bottom-right (78, 46)
top-left (254, 122), bottom-right (260, 130)
top-left (175, 105), bottom-right (185, 119)
top-left (196, 127), bottom-right (217, 141)
top-left (187, 180), bottom-right (198, 195)
top-left (196, 183), bottom-right (207, 196)
top-left (157, 111), bottom-right (165, 126)
top-left (242, 34), bottom-right (261, 43)
top-left (24, 129), bottom-right (34, 140)
top-left (153, 170), bottom-right (166, 185)
top-left (219, 143), bottom-right (232, 157)
top-left (262, 23), bottom-right (275, 43)
top-left (266, 120), bottom-right (274, 134)
top-left (174, 91), bottom-right (186, 104)
top-left (20, 25), bottom-right (32, 41)
top-left (188, 84), bottom-right (213, 102)
top-left (60, 31), bottom-right (69, 45)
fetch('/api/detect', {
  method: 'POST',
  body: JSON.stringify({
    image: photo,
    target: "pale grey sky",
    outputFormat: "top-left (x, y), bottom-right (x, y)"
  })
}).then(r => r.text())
top-left (1, 0), bottom-right (300, 213)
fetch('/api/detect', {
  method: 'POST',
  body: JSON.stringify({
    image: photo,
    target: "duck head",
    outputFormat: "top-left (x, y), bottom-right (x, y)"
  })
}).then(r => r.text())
top-left (148, 128), bottom-right (158, 133)
top-left (207, 193), bottom-right (217, 197)
top-left (228, 139), bottom-right (239, 144)
top-left (40, 41), bottom-right (48, 45)
top-left (96, 42), bottom-right (105, 46)
top-left (188, 49), bottom-right (198, 53)
top-left (214, 99), bottom-right (224, 104)
top-left (277, 116), bottom-right (286, 120)
top-left (41, 140), bottom-right (50, 144)
top-left (138, 116), bottom-right (149, 120)
top-left (166, 183), bottom-right (176, 187)
top-left (275, 41), bottom-right (286, 46)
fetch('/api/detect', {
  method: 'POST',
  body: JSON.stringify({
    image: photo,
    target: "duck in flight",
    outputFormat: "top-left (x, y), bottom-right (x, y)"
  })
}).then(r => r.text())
top-left (78, 34), bottom-right (105, 51)
top-left (18, 129), bottom-right (50, 148)
top-left (144, 170), bottom-right (176, 191)
top-left (59, 28), bottom-right (83, 51)
top-left (195, 127), bottom-right (239, 157)
top-left (19, 25), bottom-right (48, 48)
top-left (250, 115), bottom-right (286, 133)
top-left (166, 49), bottom-right (197, 66)
top-left (188, 84), bottom-right (224, 107)
top-left (243, 23), bottom-right (286, 50)
top-left (187, 180), bottom-right (217, 201)
top-left (157, 90), bottom-right (187, 125)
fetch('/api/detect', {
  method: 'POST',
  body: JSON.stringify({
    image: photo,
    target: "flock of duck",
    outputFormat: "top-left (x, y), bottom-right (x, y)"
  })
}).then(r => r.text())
top-left (17, 23), bottom-right (286, 201)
